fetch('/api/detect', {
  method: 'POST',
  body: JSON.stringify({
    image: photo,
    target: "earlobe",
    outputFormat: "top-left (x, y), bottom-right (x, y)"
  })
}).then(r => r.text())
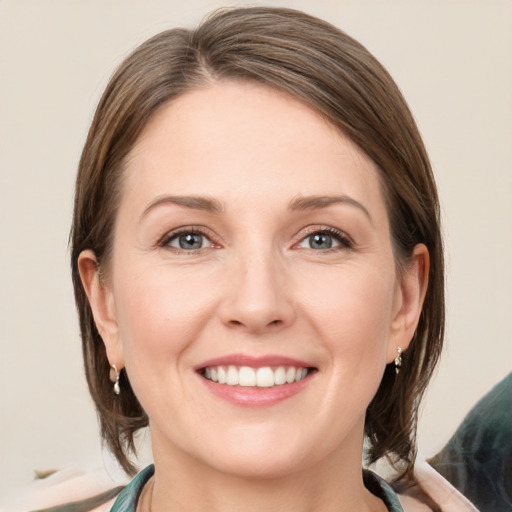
top-left (77, 250), bottom-right (124, 368)
top-left (388, 243), bottom-right (429, 361)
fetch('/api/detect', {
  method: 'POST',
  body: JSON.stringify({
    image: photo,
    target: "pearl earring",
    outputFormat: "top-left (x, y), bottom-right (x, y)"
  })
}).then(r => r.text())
top-left (394, 347), bottom-right (402, 375)
top-left (109, 365), bottom-right (121, 395)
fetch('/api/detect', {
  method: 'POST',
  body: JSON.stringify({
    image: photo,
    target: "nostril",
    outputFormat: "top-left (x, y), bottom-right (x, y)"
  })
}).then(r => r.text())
top-left (226, 318), bottom-right (283, 330)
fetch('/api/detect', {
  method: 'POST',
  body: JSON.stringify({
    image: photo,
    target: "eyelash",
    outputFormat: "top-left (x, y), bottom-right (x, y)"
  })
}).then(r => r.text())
top-left (158, 226), bottom-right (216, 253)
top-left (157, 225), bottom-right (353, 253)
top-left (295, 226), bottom-right (353, 251)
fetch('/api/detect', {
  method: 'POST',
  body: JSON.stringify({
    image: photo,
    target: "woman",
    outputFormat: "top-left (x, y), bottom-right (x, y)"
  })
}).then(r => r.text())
top-left (71, 7), bottom-right (444, 511)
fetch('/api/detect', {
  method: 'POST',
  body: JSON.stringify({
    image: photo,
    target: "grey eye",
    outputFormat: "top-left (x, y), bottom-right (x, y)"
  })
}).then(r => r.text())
top-left (168, 232), bottom-right (210, 250)
top-left (305, 233), bottom-right (334, 250)
top-left (179, 233), bottom-right (203, 249)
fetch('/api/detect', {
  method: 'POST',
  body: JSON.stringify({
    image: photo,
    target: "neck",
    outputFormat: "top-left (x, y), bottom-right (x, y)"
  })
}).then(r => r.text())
top-left (147, 428), bottom-right (386, 512)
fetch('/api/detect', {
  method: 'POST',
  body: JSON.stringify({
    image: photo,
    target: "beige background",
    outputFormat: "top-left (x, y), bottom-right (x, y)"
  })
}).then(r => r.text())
top-left (1, 0), bottom-right (511, 501)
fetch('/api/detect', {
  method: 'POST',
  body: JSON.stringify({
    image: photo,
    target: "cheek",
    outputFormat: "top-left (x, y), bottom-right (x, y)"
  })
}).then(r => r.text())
top-left (300, 264), bottom-right (397, 361)
top-left (110, 267), bottom-right (221, 421)
top-left (112, 267), bottom-right (215, 371)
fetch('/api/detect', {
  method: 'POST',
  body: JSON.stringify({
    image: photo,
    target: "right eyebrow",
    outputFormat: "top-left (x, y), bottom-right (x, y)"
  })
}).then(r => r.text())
top-left (141, 195), bottom-right (224, 219)
top-left (288, 194), bottom-right (373, 224)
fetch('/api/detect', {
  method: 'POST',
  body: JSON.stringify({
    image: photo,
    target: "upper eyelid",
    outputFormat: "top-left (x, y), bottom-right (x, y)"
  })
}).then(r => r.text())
top-left (295, 225), bottom-right (353, 243)
top-left (158, 225), bottom-right (217, 246)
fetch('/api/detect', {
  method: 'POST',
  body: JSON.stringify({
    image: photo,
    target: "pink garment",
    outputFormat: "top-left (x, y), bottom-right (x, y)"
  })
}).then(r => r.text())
top-left (2, 467), bottom-right (126, 512)
top-left (410, 458), bottom-right (479, 511)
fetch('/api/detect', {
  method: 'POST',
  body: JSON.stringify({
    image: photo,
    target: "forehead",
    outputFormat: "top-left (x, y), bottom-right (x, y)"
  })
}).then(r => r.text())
top-left (122, 81), bottom-right (385, 213)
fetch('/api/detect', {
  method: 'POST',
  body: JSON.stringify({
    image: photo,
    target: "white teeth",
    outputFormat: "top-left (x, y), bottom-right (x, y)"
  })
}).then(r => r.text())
top-left (239, 366), bottom-right (256, 387)
top-left (295, 367), bottom-right (307, 382)
top-left (274, 366), bottom-right (286, 385)
top-left (203, 365), bottom-right (310, 387)
top-left (226, 366), bottom-right (239, 385)
top-left (286, 367), bottom-right (296, 383)
top-left (256, 367), bottom-right (274, 387)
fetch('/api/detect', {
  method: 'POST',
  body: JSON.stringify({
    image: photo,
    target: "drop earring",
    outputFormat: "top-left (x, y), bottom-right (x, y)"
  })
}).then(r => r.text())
top-left (394, 346), bottom-right (402, 375)
top-left (110, 364), bottom-right (121, 395)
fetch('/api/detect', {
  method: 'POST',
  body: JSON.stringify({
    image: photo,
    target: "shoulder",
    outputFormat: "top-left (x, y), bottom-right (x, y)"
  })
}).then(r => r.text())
top-left (413, 458), bottom-right (480, 511)
top-left (4, 467), bottom-right (127, 512)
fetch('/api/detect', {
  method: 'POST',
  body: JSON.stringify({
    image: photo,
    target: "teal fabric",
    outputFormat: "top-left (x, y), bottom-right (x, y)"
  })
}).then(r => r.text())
top-left (364, 470), bottom-right (404, 512)
top-left (110, 465), bottom-right (154, 512)
top-left (109, 465), bottom-right (404, 511)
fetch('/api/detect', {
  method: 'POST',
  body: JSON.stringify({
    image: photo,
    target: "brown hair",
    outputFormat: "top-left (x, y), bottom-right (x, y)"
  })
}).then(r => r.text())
top-left (71, 6), bottom-right (444, 480)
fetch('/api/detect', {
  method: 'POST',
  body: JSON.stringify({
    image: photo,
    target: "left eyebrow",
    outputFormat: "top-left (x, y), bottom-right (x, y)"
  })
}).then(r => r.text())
top-left (141, 195), bottom-right (224, 219)
top-left (288, 195), bottom-right (373, 223)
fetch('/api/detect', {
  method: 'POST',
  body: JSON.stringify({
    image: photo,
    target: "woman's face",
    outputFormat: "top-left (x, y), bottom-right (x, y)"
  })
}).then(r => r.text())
top-left (81, 81), bottom-right (426, 479)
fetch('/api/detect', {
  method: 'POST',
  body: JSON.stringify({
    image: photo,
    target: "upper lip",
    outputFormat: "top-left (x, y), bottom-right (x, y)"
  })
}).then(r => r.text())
top-left (195, 353), bottom-right (315, 371)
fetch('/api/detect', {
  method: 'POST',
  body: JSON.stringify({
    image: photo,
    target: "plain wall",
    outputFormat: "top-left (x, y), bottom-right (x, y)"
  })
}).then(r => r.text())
top-left (1, 0), bottom-right (511, 501)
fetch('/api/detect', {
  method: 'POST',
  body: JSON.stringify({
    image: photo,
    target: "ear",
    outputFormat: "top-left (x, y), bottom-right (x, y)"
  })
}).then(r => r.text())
top-left (387, 243), bottom-right (429, 362)
top-left (77, 250), bottom-right (124, 369)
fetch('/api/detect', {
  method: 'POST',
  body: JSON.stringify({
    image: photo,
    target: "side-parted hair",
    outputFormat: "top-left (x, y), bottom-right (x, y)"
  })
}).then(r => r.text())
top-left (71, 6), bottom-right (444, 481)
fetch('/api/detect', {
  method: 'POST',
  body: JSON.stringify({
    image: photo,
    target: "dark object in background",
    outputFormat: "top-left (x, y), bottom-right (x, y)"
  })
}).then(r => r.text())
top-left (429, 373), bottom-right (512, 512)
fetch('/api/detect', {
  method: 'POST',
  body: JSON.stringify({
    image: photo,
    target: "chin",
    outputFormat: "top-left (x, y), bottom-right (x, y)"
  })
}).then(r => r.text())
top-left (206, 449), bottom-right (310, 481)
top-left (194, 426), bottom-right (321, 480)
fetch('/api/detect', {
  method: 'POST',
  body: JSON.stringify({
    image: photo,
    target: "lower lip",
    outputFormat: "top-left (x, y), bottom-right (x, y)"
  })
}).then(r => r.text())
top-left (198, 373), bottom-right (314, 407)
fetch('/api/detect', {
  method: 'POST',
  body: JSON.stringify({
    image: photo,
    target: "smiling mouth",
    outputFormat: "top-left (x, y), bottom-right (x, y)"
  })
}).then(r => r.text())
top-left (199, 365), bottom-right (314, 388)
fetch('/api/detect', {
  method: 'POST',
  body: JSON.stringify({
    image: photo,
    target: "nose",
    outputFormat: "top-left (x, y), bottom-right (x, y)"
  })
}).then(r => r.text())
top-left (218, 250), bottom-right (296, 335)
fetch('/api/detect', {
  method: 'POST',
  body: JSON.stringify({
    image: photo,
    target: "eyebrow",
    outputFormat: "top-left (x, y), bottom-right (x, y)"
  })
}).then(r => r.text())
top-left (141, 194), bottom-right (371, 222)
top-left (288, 195), bottom-right (372, 222)
top-left (142, 195), bottom-right (224, 218)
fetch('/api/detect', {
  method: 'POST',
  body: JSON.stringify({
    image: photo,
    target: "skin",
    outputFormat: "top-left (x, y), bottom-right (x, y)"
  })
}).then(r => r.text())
top-left (79, 81), bottom-right (429, 512)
